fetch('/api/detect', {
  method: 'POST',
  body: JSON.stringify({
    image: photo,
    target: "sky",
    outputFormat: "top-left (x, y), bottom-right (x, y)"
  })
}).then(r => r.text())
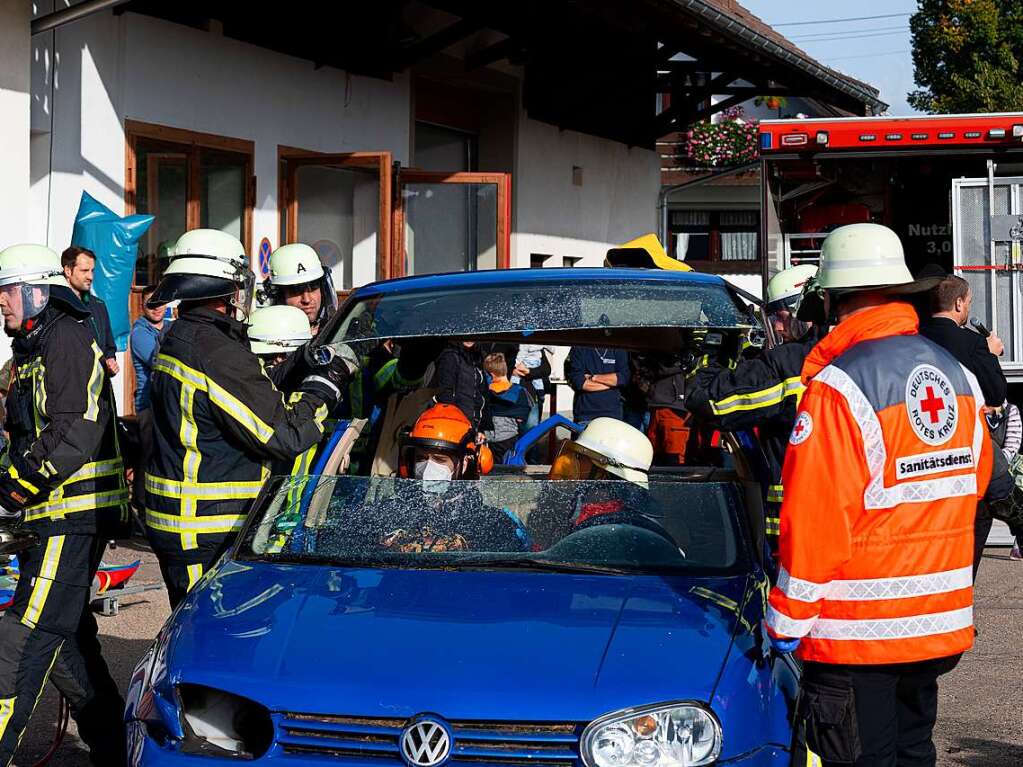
top-left (739, 0), bottom-right (921, 115)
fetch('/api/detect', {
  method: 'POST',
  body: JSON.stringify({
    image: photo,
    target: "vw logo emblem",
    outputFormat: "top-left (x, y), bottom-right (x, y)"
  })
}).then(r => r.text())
top-left (400, 716), bottom-right (453, 767)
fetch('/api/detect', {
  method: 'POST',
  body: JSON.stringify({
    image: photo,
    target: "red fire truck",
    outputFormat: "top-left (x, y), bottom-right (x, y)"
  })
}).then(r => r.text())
top-left (759, 114), bottom-right (1023, 544)
top-left (759, 113), bottom-right (1023, 386)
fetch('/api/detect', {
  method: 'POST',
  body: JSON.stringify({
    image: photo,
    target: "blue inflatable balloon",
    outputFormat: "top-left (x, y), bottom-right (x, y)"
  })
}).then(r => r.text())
top-left (70, 191), bottom-right (154, 352)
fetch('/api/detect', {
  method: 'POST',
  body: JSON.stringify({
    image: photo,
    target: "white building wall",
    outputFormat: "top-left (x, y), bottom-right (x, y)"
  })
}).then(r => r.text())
top-left (1, 0), bottom-right (31, 246)
top-left (32, 11), bottom-right (412, 255)
top-left (29, 11), bottom-right (412, 408)
top-left (512, 115), bottom-right (660, 268)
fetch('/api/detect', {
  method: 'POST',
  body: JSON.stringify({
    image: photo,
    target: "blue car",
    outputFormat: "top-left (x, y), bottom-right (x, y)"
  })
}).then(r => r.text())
top-left (125, 268), bottom-right (799, 766)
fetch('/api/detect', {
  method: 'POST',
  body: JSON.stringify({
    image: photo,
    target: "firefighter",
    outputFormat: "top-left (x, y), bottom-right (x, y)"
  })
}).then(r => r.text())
top-left (265, 243), bottom-right (337, 335)
top-left (248, 304), bottom-right (312, 374)
top-left (0, 244), bottom-right (127, 765)
top-left (145, 230), bottom-right (357, 607)
top-left (685, 264), bottom-right (821, 547)
top-left (767, 223), bottom-right (991, 766)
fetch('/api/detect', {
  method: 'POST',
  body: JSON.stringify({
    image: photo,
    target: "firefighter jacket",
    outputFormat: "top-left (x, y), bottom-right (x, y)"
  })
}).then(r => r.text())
top-left (767, 302), bottom-right (992, 665)
top-left (685, 328), bottom-right (823, 537)
top-left (146, 308), bottom-right (331, 566)
top-left (1, 298), bottom-right (127, 537)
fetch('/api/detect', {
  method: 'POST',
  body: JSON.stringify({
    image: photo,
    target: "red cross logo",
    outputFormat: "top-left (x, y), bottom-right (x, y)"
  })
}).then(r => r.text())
top-left (790, 411), bottom-right (813, 445)
top-left (920, 386), bottom-right (946, 424)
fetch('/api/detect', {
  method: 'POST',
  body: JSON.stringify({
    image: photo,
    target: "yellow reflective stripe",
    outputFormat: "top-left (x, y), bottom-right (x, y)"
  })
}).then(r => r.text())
top-left (766, 518), bottom-right (781, 536)
top-left (186, 564), bottom-right (204, 592)
top-left (782, 376), bottom-right (805, 397)
top-left (22, 488), bottom-right (130, 521)
top-left (177, 382), bottom-right (201, 551)
top-left (145, 475), bottom-right (263, 500)
top-left (374, 358), bottom-right (398, 388)
top-left (154, 354), bottom-right (208, 391)
top-left (7, 467), bottom-right (39, 496)
top-left (207, 378), bottom-right (274, 444)
top-left (65, 457), bottom-right (124, 483)
top-left (767, 484), bottom-right (784, 504)
top-left (711, 382), bottom-right (785, 416)
top-left (806, 749), bottom-right (823, 767)
top-left (40, 460), bottom-right (57, 479)
top-left (83, 342), bottom-right (104, 422)
top-left (21, 535), bottom-right (64, 628)
top-left (0, 697), bottom-right (14, 745)
top-left (145, 509), bottom-right (246, 535)
top-left (710, 375), bottom-right (806, 417)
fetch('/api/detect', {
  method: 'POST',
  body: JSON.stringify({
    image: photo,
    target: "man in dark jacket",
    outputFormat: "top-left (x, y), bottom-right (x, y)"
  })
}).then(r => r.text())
top-left (433, 341), bottom-right (487, 429)
top-left (919, 274), bottom-right (1006, 407)
top-left (920, 273), bottom-right (1011, 576)
top-left (565, 346), bottom-right (629, 425)
top-left (686, 264), bottom-right (820, 551)
top-left (62, 246), bottom-right (119, 376)
top-left (145, 230), bottom-right (356, 607)
top-left (0, 244), bottom-right (127, 765)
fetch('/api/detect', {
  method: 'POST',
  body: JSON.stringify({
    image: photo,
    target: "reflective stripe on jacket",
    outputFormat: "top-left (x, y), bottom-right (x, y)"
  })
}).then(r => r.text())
top-left (4, 304), bottom-right (127, 536)
top-left (768, 302), bottom-right (992, 665)
top-left (147, 308), bottom-right (329, 565)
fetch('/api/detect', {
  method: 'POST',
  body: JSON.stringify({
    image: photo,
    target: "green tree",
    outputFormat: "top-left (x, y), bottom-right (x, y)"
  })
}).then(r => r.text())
top-left (909, 0), bottom-right (1023, 113)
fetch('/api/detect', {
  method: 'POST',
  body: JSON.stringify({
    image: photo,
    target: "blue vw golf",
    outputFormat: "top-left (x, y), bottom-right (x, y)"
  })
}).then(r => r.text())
top-left (125, 268), bottom-right (798, 766)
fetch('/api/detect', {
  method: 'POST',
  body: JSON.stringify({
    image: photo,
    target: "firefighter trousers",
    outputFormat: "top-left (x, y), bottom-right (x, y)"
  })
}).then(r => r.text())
top-left (0, 533), bottom-right (125, 767)
top-left (155, 533), bottom-right (237, 609)
top-left (796, 658), bottom-right (958, 767)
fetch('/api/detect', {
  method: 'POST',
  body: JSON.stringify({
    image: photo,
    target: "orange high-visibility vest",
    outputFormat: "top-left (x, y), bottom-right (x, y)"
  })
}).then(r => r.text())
top-left (767, 302), bottom-right (992, 665)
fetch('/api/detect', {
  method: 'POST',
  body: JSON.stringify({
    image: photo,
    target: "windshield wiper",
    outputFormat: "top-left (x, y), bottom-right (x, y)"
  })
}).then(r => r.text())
top-left (451, 557), bottom-right (634, 575)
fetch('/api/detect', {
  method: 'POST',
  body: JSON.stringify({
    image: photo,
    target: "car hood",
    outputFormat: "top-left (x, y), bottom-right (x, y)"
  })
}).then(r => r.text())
top-left (168, 560), bottom-right (749, 721)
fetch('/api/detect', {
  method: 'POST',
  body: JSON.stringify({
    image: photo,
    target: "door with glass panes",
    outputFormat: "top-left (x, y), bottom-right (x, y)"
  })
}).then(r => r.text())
top-left (124, 122), bottom-right (255, 411)
top-left (280, 154), bottom-right (511, 283)
top-left (393, 171), bottom-right (511, 277)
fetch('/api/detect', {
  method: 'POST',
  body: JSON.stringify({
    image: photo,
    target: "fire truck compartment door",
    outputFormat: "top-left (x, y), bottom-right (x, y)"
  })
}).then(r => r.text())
top-left (952, 176), bottom-right (1023, 374)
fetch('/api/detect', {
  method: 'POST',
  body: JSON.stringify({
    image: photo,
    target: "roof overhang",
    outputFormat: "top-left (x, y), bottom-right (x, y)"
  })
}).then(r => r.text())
top-left (44, 0), bottom-right (883, 149)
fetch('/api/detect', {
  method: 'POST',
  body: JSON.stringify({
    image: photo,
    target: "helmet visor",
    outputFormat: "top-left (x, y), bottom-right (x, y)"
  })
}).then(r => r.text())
top-left (548, 441), bottom-right (611, 481)
top-left (232, 270), bottom-right (256, 321)
top-left (0, 282), bottom-right (49, 328)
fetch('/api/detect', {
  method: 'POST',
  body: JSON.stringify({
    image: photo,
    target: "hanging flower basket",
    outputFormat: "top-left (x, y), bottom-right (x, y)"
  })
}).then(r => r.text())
top-left (685, 107), bottom-right (760, 168)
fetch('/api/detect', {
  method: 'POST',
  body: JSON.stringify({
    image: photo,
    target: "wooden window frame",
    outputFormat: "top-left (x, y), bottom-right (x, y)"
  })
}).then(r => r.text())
top-left (393, 171), bottom-right (512, 277)
top-left (277, 147), bottom-right (394, 282)
top-left (669, 208), bottom-right (761, 273)
top-left (122, 120), bottom-right (256, 414)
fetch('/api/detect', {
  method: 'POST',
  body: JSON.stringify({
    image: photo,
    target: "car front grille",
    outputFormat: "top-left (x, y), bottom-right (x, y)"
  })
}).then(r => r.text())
top-left (277, 712), bottom-right (583, 765)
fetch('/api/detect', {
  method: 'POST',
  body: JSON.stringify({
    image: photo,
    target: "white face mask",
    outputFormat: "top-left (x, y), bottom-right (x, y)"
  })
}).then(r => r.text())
top-left (415, 458), bottom-right (454, 494)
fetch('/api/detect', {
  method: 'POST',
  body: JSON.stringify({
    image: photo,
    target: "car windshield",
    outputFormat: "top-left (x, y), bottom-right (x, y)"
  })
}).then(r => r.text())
top-left (239, 476), bottom-right (747, 576)
top-left (328, 278), bottom-right (749, 344)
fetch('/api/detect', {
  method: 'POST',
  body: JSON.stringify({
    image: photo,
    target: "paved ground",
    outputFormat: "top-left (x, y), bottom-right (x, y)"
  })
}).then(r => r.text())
top-left (14, 544), bottom-right (1023, 765)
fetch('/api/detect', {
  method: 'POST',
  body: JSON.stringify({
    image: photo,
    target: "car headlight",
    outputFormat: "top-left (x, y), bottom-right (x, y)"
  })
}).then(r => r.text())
top-left (178, 684), bottom-right (273, 759)
top-left (581, 703), bottom-right (722, 767)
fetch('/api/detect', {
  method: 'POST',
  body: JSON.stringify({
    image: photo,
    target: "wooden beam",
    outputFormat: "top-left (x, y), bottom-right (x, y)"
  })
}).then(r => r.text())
top-left (397, 17), bottom-right (484, 68)
top-left (686, 93), bottom-right (748, 124)
top-left (465, 35), bottom-right (521, 70)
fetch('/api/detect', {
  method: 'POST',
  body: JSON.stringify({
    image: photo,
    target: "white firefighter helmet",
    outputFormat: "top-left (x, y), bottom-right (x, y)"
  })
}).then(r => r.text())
top-left (766, 264), bottom-right (818, 312)
top-left (552, 417), bottom-right (654, 487)
top-left (817, 223), bottom-right (914, 291)
top-left (269, 243), bottom-right (325, 286)
top-left (147, 229), bottom-right (254, 318)
top-left (0, 244), bottom-right (69, 331)
top-left (248, 305), bottom-right (312, 355)
top-left (0, 244), bottom-right (68, 288)
top-left (170, 228), bottom-right (248, 268)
